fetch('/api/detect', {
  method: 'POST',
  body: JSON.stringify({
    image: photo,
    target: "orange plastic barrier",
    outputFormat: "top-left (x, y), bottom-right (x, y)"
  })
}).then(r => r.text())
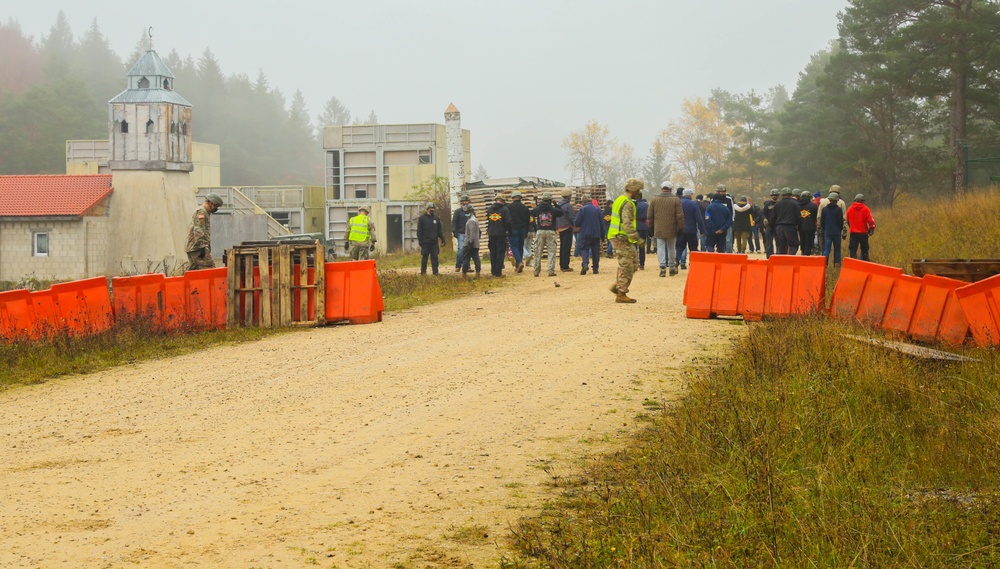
top-left (184, 267), bottom-right (227, 330)
top-left (909, 275), bottom-right (969, 346)
top-left (50, 277), bottom-right (113, 337)
top-left (881, 274), bottom-right (924, 337)
top-left (324, 260), bottom-right (384, 324)
top-left (112, 273), bottom-right (166, 327)
top-left (828, 258), bottom-right (903, 325)
top-left (739, 259), bottom-right (770, 322)
top-left (762, 255), bottom-right (826, 318)
top-left (683, 252), bottom-right (748, 319)
top-left (29, 289), bottom-right (62, 338)
top-left (955, 273), bottom-right (1000, 347)
top-left (0, 288), bottom-right (38, 340)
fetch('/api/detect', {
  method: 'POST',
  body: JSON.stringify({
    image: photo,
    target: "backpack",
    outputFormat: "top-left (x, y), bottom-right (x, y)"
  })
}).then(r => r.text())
top-left (537, 210), bottom-right (554, 229)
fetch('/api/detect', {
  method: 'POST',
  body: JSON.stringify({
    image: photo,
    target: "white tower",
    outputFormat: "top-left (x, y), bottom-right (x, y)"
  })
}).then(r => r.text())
top-left (444, 103), bottom-right (465, 216)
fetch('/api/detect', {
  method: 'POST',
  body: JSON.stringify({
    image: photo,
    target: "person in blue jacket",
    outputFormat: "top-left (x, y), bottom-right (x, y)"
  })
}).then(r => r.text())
top-left (676, 188), bottom-right (705, 268)
top-left (704, 193), bottom-right (732, 253)
top-left (573, 199), bottom-right (606, 275)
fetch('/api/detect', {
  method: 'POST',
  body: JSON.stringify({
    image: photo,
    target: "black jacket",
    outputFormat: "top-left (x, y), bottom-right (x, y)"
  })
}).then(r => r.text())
top-left (452, 207), bottom-right (470, 235)
top-left (486, 203), bottom-right (511, 237)
top-left (761, 199), bottom-right (779, 228)
top-left (798, 198), bottom-right (818, 232)
top-left (530, 201), bottom-right (564, 231)
top-left (507, 200), bottom-right (531, 230)
top-left (417, 212), bottom-right (444, 245)
top-left (772, 197), bottom-right (802, 228)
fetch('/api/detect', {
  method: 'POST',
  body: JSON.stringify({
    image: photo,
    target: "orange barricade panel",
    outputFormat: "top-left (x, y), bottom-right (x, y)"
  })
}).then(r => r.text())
top-left (51, 277), bottom-right (113, 337)
top-left (911, 275), bottom-right (969, 346)
top-left (740, 259), bottom-right (770, 322)
top-left (0, 289), bottom-right (37, 340)
top-left (711, 254), bottom-right (748, 317)
top-left (683, 252), bottom-right (718, 318)
top-left (112, 274), bottom-right (166, 327)
top-left (955, 273), bottom-right (1000, 347)
top-left (684, 252), bottom-right (748, 319)
top-left (764, 255), bottom-right (827, 318)
top-left (30, 290), bottom-right (62, 338)
top-left (881, 274), bottom-right (923, 337)
top-left (186, 267), bottom-right (227, 330)
top-left (325, 260), bottom-right (382, 324)
top-left (829, 258), bottom-right (902, 324)
top-left (162, 276), bottom-right (187, 331)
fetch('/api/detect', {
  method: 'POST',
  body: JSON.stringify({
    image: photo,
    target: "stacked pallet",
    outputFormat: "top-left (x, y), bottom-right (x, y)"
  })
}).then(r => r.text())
top-left (465, 185), bottom-right (609, 222)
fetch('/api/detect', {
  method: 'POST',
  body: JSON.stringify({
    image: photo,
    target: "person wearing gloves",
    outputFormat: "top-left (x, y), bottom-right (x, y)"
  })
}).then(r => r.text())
top-left (846, 194), bottom-right (876, 261)
top-left (416, 202), bottom-right (446, 275)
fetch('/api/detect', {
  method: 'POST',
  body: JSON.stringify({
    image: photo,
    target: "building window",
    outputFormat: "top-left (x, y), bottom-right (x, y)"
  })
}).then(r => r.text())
top-left (418, 149), bottom-right (431, 164)
top-left (163, 78), bottom-right (171, 90)
top-left (121, 120), bottom-right (129, 134)
top-left (146, 119), bottom-right (154, 134)
top-left (32, 232), bottom-right (49, 257)
top-left (170, 122), bottom-right (176, 134)
top-left (181, 122), bottom-right (188, 135)
top-left (138, 77), bottom-right (150, 89)
top-left (354, 185), bottom-right (368, 199)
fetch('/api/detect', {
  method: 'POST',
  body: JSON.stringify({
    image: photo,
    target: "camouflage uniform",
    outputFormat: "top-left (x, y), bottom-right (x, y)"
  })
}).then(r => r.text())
top-left (347, 216), bottom-right (376, 260)
top-left (185, 205), bottom-right (215, 270)
top-left (613, 195), bottom-right (641, 294)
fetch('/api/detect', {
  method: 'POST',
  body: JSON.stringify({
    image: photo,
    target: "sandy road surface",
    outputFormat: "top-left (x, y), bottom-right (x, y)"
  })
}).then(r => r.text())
top-left (1, 264), bottom-right (738, 568)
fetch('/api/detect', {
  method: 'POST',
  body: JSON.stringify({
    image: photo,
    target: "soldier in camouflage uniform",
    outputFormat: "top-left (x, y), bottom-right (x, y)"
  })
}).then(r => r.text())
top-left (607, 178), bottom-right (645, 303)
top-left (185, 193), bottom-right (223, 271)
top-left (347, 205), bottom-right (377, 260)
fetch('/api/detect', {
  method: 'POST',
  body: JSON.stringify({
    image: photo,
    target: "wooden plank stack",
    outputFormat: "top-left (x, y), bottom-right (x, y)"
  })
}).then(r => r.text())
top-left (911, 258), bottom-right (1000, 283)
top-left (464, 185), bottom-right (608, 222)
top-left (227, 242), bottom-right (326, 328)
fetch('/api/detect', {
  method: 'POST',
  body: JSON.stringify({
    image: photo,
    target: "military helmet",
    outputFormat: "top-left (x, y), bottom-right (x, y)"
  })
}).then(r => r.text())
top-left (541, 191), bottom-right (553, 200)
top-left (560, 188), bottom-right (573, 198)
top-left (494, 193), bottom-right (506, 202)
top-left (205, 192), bottom-right (223, 206)
top-left (510, 190), bottom-right (523, 198)
top-left (855, 194), bottom-right (865, 202)
top-left (425, 202), bottom-right (436, 210)
top-left (460, 194), bottom-right (470, 202)
top-left (780, 187), bottom-right (792, 195)
top-left (792, 189), bottom-right (803, 197)
top-left (769, 188), bottom-right (780, 196)
top-left (716, 184), bottom-right (727, 193)
top-left (358, 205), bottom-right (370, 213)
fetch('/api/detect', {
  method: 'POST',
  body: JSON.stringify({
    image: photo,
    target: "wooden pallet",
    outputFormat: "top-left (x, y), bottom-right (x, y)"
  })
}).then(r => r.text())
top-left (227, 242), bottom-right (326, 328)
top-left (911, 258), bottom-right (1000, 283)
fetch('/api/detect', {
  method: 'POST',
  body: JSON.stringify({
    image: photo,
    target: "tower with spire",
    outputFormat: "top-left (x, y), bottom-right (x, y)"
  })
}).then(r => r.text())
top-left (108, 49), bottom-right (193, 171)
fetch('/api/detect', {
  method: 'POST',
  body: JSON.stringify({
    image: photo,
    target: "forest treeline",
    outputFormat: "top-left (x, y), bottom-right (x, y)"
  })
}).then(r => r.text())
top-left (563, 0), bottom-right (1000, 206)
top-left (0, 13), bottom-right (373, 186)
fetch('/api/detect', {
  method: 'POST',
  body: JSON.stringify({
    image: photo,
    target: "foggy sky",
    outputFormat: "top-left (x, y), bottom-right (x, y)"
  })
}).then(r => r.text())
top-left (13, 0), bottom-right (848, 187)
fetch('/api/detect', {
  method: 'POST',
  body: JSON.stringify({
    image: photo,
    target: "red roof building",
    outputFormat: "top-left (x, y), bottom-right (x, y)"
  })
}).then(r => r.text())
top-left (0, 174), bottom-right (113, 217)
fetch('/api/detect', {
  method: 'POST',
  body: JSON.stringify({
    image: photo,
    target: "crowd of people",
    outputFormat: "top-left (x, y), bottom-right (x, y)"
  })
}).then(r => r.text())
top-left (315, 181), bottom-right (879, 304)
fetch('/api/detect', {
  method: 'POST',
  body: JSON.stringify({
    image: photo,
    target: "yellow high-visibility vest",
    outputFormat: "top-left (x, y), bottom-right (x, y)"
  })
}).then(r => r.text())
top-left (348, 215), bottom-right (370, 242)
top-left (606, 195), bottom-right (637, 243)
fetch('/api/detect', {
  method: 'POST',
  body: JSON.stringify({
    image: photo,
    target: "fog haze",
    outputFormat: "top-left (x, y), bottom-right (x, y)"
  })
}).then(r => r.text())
top-left (13, 0), bottom-right (848, 184)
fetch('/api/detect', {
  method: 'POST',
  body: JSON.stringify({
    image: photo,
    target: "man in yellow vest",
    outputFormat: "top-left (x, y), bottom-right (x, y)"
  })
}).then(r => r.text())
top-left (347, 205), bottom-right (376, 260)
top-left (607, 178), bottom-right (645, 303)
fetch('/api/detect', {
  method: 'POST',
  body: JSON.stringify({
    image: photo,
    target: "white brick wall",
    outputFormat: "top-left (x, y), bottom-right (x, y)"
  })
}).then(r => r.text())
top-left (0, 218), bottom-right (109, 282)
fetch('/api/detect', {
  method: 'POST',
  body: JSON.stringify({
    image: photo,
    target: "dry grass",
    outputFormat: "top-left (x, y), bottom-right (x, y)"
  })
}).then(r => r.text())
top-left (501, 190), bottom-right (1000, 568)
top-left (872, 187), bottom-right (1000, 271)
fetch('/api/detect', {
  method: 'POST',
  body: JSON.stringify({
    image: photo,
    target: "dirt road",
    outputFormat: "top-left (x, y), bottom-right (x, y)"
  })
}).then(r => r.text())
top-left (1, 264), bottom-right (738, 568)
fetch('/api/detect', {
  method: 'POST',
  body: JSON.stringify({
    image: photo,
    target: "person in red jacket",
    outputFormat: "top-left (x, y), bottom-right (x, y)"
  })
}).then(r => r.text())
top-left (845, 194), bottom-right (876, 261)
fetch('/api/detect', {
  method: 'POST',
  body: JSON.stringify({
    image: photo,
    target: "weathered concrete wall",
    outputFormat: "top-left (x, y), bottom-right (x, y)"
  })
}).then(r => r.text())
top-left (210, 214), bottom-right (269, 257)
top-left (106, 170), bottom-right (194, 276)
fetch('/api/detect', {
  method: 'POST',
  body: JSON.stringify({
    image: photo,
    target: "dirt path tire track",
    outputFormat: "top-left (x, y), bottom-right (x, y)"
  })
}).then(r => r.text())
top-left (1, 266), bottom-right (738, 568)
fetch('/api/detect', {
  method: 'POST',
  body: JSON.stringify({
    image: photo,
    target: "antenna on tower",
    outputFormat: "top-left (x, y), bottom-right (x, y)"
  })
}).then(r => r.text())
top-left (148, 27), bottom-right (154, 51)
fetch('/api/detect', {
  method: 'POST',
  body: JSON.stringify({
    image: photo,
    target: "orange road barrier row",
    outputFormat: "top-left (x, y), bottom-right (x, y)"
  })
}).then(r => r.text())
top-left (956, 273), bottom-right (1000, 347)
top-left (684, 253), bottom-right (826, 320)
top-left (324, 260), bottom-right (384, 324)
top-left (112, 269), bottom-right (227, 331)
top-left (0, 278), bottom-right (113, 340)
top-left (830, 258), bottom-right (971, 346)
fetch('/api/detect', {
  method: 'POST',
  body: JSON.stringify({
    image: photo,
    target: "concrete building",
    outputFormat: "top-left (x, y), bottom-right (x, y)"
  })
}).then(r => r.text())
top-left (322, 115), bottom-right (471, 253)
